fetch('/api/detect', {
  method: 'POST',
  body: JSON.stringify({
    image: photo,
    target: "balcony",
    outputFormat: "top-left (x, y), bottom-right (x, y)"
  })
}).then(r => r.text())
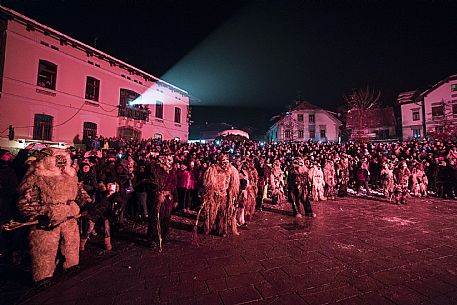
top-left (118, 106), bottom-right (150, 121)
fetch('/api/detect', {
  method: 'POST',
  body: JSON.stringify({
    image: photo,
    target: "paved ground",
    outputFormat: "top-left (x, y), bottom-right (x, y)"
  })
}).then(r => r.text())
top-left (5, 195), bottom-right (457, 305)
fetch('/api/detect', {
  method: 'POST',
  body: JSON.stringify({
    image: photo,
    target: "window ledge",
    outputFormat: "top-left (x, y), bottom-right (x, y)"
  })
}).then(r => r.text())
top-left (85, 100), bottom-right (100, 106)
top-left (155, 118), bottom-right (163, 123)
top-left (36, 88), bottom-right (56, 96)
top-left (175, 123), bottom-right (181, 127)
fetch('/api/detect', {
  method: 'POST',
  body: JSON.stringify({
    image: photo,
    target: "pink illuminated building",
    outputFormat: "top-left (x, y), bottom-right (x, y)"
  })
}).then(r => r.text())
top-left (0, 5), bottom-right (190, 147)
top-left (398, 74), bottom-right (457, 140)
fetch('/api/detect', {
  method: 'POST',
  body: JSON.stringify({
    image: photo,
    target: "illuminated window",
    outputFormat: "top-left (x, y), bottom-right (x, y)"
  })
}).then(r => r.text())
top-left (37, 60), bottom-right (57, 90)
top-left (174, 107), bottom-right (181, 123)
top-left (297, 114), bottom-right (304, 122)
top-left (412, 111), bottom-right (420, 121)
top-left (432, 105), bottom-right (444, 117)
top-left (33, 114), bottom-right (53, 140)
top-left (412, 128), bottom-right (421, 138)
top-left (155, 101), bottom-right (163, 119)
top-left (83, 122), bottom-right (97, 140)
top-left (119, 89), bottom-right (139, 108)
top-left (298, 130), bottom-right (304, 138)
top-left (451, 84), bottom-right (457, 92)
top-left (85, 77), bottom-right (100, 102)
top-left (309, 114), bottom-right (315, 123)
top-left (154, 133), bottom-right (162, 140)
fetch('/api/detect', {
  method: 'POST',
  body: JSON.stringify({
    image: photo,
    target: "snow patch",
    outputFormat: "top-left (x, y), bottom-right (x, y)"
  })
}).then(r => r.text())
top-left (382, 216), bottom-right (416, 226)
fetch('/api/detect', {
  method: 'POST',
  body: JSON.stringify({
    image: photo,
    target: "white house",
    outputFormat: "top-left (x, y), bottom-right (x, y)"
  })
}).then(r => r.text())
top-left (266, 101), bottom-right (341, 143)
top-left (0, 5), bottom-right (190, 148)
top-left (398, 74), bottom-right (457, 140)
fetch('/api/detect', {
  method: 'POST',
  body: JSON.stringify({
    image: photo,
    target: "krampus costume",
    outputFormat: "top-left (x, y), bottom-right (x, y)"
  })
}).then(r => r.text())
top-left (411, 163), bottom-right (428, 197)
top-left (323, 160), bottom-right (337, 200)
top-left (336, 155), bottom-right (349, 196)
top-left (309, 162), bottom-right (326, 201)
top-left (145, 153), bottom-right (177, 247)
top-left (245, 161), bottom-right (258, 221)
top-left (270, 160), bottom-right (285, 204)
top-left (380, 162), bottom-right (395, 200)
top-left (17, 148), bottom-right (90, 283)
top-left (393, 160), bottom-right (411, 205)
top-left (202, 154), bottom-right (240, 236)
top-left (287, 158), bottom-right (314, 217)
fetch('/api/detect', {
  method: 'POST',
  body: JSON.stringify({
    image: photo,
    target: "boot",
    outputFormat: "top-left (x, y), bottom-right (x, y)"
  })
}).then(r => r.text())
top-left (80, 238), bottom-right (88, 251)
top-left (104, 237), bottom-right (112, 250)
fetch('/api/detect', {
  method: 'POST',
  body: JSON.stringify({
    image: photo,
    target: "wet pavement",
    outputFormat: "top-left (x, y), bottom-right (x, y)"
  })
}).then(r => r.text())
top-left (4, 195), bottom-right (457, 305)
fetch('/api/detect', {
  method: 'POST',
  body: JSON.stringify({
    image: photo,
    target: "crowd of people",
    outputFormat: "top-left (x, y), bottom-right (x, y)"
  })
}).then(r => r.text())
top-left (1, 136), bottom-right (457, 284)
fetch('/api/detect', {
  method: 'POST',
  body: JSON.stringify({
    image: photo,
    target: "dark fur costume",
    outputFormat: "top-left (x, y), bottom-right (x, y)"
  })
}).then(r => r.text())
top-left (17, 148), bottom-right (90, 282)
top-left (202, 162), bottom-right (240, 236)
top-left (145, 158), bottom-right (177, 242)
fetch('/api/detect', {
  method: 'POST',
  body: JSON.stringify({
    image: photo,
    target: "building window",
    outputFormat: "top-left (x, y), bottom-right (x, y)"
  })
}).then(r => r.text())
top-left (451, 84), bottom-right (457, 92)
top-left (412, 111), bottom-right (420, 121)
top-left (33, 114), bottom-right (53, 140)
top-left (298, 130), bottom-right (304, 138)
top-left (118, 89), bottom-right (148, 121)
top-left (284, 129), bottom-right (291, 139)
top-left (432, 105), bottom-right (444, 117)
top-left (436, 126), bottom-right (444, 133)
top-left (119, 88), bottom-right (139, 108)
top-left (309, 114), bottom-right (315, 123)
top-left (309, 126), bottom-right (315, 140)
top-left (85, 77), bottom-right (100, 102)
top-left (154, 133), bottom-right (162, 140)
top-left (155, 101), bottom-right (163, 119)
top-left (174, 107), bottom-right (181, 123)
top-left (297, 114), bottom-right (304, 122)
top-left (412, 128), bottom-right (421, 138)
top-left (453, 104), bottom-right (457, 115)
top-left (37, 60), bottom-right (57, 90)
top-left (83, 122), bottom-right (97, 140)
top-left (320, 128), bottom-right (326, 139)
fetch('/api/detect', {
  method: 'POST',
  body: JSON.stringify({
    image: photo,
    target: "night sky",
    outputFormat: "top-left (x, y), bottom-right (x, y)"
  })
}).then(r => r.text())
top-left (5, 0), bottom-right (457, 139)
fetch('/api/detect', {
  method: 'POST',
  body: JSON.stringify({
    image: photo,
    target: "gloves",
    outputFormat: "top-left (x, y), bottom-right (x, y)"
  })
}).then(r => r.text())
top-left (36, 215), bottom-right (51, 229)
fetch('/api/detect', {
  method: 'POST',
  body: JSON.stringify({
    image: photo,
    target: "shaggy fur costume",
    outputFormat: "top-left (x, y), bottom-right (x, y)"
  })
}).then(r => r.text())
top-left (17, 148), bottom-right (90, 282)
top-left (245, 163), bottom-right (258, 221)
top-left (202, 161), bottom-right (240, 236)
top-left (380, 164), bottom-right (395, 199)
top-left (323, 161), bottom-right (337, 199)
top-left (309, 165), bottom-right (326, 201)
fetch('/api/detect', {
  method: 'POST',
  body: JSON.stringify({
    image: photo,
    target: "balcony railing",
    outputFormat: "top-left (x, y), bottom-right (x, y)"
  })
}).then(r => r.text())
top-left (118, 106), bottom-right (150, 121)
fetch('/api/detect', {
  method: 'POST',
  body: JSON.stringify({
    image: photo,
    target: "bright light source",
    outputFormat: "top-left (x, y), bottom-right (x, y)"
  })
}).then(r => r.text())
top-left (215, 140), bottom-right (221, 145)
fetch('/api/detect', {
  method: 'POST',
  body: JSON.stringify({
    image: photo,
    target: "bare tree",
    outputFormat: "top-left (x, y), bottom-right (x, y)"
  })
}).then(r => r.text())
top-left (344, 86), bottom-right (381, 142)
top-left (344, 86), bottom-right (381, 110)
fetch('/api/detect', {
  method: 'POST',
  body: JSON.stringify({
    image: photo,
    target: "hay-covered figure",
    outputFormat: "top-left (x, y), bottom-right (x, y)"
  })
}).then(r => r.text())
top-left (17, 148), bottom-right (91, 284)
top-left (287, 157), bottom-right (315, 218)
top-left (145, 152), bottom-right (177, 250)
top-left (202, 154), bottom-right (240, 237)
top-left (380, 161), bottom-right (395, 200)
top-left (393, 160), bottom-right (411, 205)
